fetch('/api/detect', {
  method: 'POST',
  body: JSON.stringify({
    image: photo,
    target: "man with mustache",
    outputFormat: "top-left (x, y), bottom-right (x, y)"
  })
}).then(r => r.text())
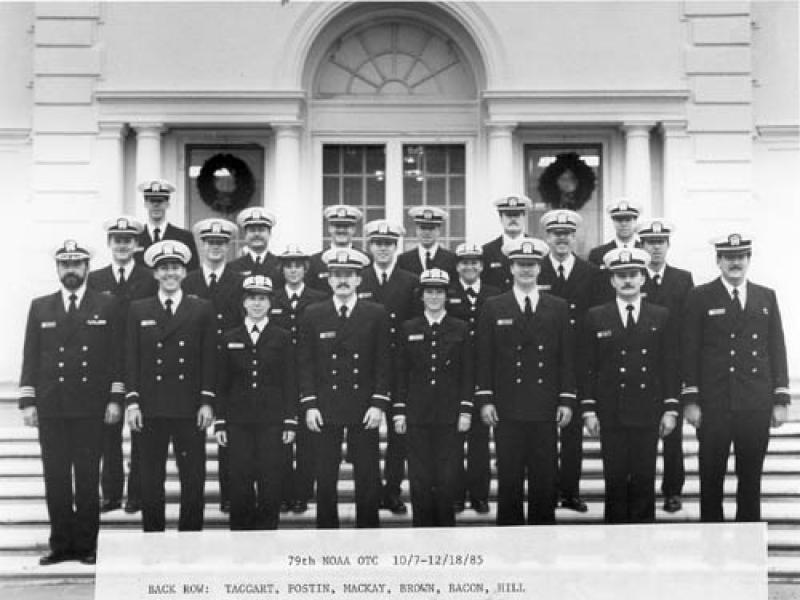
top-left (297, 248), bottom-right (391, 528)
top-left (481, 195), bottom-right (533, 291)
top-left (306, 205), bottom-right (365, 294)
top-left (682, 233), bottom-right (790, 522)
top-left (581, 247), bottom-right (679, 523)
top-left (228, 207), bottom-right (282, 284)
top-left (20, 240), bottom-right (124, 565)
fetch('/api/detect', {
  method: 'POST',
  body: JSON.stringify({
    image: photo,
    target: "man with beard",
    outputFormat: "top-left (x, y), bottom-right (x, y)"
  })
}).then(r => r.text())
top-left (297, 248), bottom-right (391, 528)
top-left (20, 240), bottom-right (124, 565)
top-left (183, 218), bottom-right (243, 514)
top-left (397, 206), bottom-right (458, 280)
top-left (134, 179), bottom-right (199, 272)
top-left (228, 207), bottom-right (282, 283)
top-left (125, 241), bottom-right (216, 531)
top-left (636, 219), bottom-right (694, 514)
top-left (682, 233), bottom-right (790, 522)
top-left (306, 205), bottom-right (365, 294)
top-left (477, 237), bottom-right (576, 525)
top-left (482, 195), bottom-right (533, 291)
top-left (88, 216), bottom-right (157, 515)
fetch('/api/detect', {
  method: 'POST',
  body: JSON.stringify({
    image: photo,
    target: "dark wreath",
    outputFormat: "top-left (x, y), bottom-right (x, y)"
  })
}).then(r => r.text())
top-left (197, 153), bottom-right (255, 214)
top-left (536, 152), bottom-right (596, 211)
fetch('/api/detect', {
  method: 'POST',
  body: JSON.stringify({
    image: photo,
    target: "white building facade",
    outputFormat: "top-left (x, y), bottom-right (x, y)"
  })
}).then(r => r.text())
top-left (1, 0), bottom-right (798, 381)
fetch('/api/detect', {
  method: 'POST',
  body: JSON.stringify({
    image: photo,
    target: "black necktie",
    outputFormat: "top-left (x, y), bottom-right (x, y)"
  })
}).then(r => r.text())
top-left (290, 294), bottom-right (299, 311)
top-left (524, 296), bottom-right (533, 319)
top-left (251, 324), bottom-right (260, 344)
top-left (731, 288), bottom-right (743, 315)
top-left (431, 322), bottom-right (439, 337)
top-left (208, 273), bottom-right (217, 291)
top-left (557, 264), bottom-right (566, 282)
top-left (118, 267), bottom-right (126, 286)
top-left (425, 251), bottom-right (432, 270)
top-left (254, 255), bottom-right (261, 266)
top-left (626, 304), bottom-right (635, 329)
top-left (466, 286), bottom-right (478, 300)
top-left (653, 273), bottom-right (661, 286)
top-left (68, 293), bottom-right (78, 315)
top-left (164, 298), bottom-right (173, 317)
top-left (339, 305), bottom-right (348, 321)
top-left (153, 227), bottom-right (161, 242)
top-left (381, 272), bottom-right (388, 286)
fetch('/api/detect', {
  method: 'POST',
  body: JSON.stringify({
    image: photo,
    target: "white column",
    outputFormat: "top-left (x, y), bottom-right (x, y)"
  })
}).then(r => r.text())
top-left (271, 122), bottom-right (302, 249)
top-left (660, 120), bottom-right (689, 221)
top-left (486, 121), bottom-right (517, 199)
top-left (96, 121), bottom-right (127, 215)
top-left (133, 123), bottom-right (165, 221)
top-left (622, 121), bottom-right (655, 215)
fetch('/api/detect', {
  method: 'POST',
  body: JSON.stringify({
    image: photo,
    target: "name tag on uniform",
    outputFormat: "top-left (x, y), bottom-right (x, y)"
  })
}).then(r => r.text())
top-left (240, 270), bottom-right (252, 276)
top-left (270, 308), bottom-right (284, 315)
top-left (597, 330), bottom-right (612, 339)
top-left (762, 307), bottom-right (769, 315)
top-left (538, 284), bottom-right (551, 291)
top-left (448, 298), bottom-right (462, 304)
top-left (40, 321), bottom-right (57, 329)
top-left (86, 319), bottom-right (107, 326)
top-left (140, 319), bottom-right (157, 327)
top-left (408, 334), bottom-right (424, 342)
top-left (497, 318), bottom-right (513, 326)
top-left (708, 308), bottom-right (726, 316)
top-left (358, 292), bottom-right (373, 299)
top-left (640, 292), bottom-right (648, 299)
top-left (489, 262), bottom-right (502, 269)
top-left (320, 331), bottom-right (336, 340)
top-left (227, 342), bottom-right (245, 349)
top-left (318, 272), bottom-right (329, 279)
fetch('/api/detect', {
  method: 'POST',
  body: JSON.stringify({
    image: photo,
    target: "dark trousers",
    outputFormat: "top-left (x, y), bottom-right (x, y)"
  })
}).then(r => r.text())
top-left (698, 409), bottom-right (771, 522)
top-left (127, 429), bottom-right (142, 502)
top-left (139, 418), bottom-right (206, 532)
top-left (281, 425), bottom-right (317, 503)
top-left (314, 425), bottom-right (380, 528)
top-left (495, 420), bottom-right (557, 525)
top-left (228, 423), bottom-right (283, 530)
top-left (557, 411), bottom-right (583, 498)
top-left (455, 409), bottom-right (491, 504)
top-left (101, 419), bottom-right (124, 502)
top-left (660, 420), bottom-right (685, 497)
top-left (600, 424), bottom-right (659, 523)
top-left (38, 418), bottom-right (104, 555)
top-left (218, 444), bottom-right (229, 506)
top-left (407, 425), bottom-right (459, 527)
top-left (382, 425), bottom-right (407, 501)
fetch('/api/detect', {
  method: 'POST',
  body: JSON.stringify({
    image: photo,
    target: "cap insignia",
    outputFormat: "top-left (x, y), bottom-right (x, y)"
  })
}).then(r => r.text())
top-left (652, 222), bottom-right (662, 233)
top-left (620, 250), bottom-right (632, 263)
top-left (729, 233), bottom-right (741, 246)
top-left (65, 240), bottom-right (77, 252)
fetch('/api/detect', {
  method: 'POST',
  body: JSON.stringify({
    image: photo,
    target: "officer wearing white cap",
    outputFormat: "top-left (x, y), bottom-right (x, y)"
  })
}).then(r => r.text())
top-left (394, 268), bottom-right (473, 527)
top-left (228, 207), bottom-right (281, 283)
top-left (269, 245), bottom-right (327, 514)
top-left (20, 240), bottom-right (124, 565)
top-left (125, 240), bottom-right (216, 532)
top-left (88, 216), bottom-right (157, 514)
top-left (636, 218), bottom-right (694, 513)
top-left (215, 275), bottom-right (298, 530)
top-left (397, 206), bottom-right (458, 280)
top-left (581, 247), bottom-right (679, 523)
top-left (134, 179), bottom-right (199, 272)
top-left (476, 236), bottom-right (576, 525)
top-left (306, 204), bottom-right (366, 294)
top-left (587, 198), bottom-right (642, 267)
top-left (482, 194), bottom-right (534, 291)
top-left (183, 218), bottom-right (242, 514)
top-left (447, 243), bottom-right (501, 514)
top-left (296, 247), bottom-right (391, 528)
top-left (537, 209), bottom-right (603, 513)
top-left (358, 220), bottom-right (418, 515)
top-left (682, 233), bottom-right (790, 522)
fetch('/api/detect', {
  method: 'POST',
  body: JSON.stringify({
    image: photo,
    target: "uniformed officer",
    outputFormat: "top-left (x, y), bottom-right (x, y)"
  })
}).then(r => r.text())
top-left (538, 209), bottom-right (603, 513)
top-left (447, 243), bottom-right (501, 514)
top-left (477, 237), bottom-right (576, 525)
top-left (581, 247), bottom-right (680, 523)
top-left (270, 245), bottom-right (327, 514)
top-left (682, 233), bottom-right (790, 522)
top-left (228, 207), bottom-right (282, 283)
top-left (397, 206), bottom-right (458, 280)
top-left (394, 268), bottom-right (474, 527)
top-left (297, 248), bottom-right (391, 528)
top-left (306, 204), bottom-right (365, 294)
top-left (586, 198), bottom-right (642, 267)
top-left (125, 241), bottom-right (216, 532)
top-left (134, 179), bottom-right (199, 272)
top-left (183, 218), bottom-right (243, 514)
top-left (20, 240), bottom-right (123, 565)
top-left (358, 219), bottom-right (419, 516)
top-left (637, 219), bottom-right (695, 513)
top-left (88, 216), bottom-right (157, 515)
top-left (482, 194), bottom-right (534, 291)
top-left (215, 275), bottom-right (298, 530)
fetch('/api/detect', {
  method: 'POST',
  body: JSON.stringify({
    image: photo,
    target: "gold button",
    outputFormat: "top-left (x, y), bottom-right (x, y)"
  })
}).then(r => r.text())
top-left (431, 366), bottom-right (436, 372)
top-left (252, 360), bottom-right (258, 365)
top-left (58, 362), bottom-right (64, 368)
top-left (156, 375), bottom-right (162, 381)
top-left (619, 367), bottom-right (626, 373)
top-left (641, 366), bottom-right (647, 372)
top-left (156, 359), bottom-right (162, 365)
top-left (537, 378), bottom-right (543, 384)
top-left (431, 341), bottom-right (437, 347)
top-left (252, 383), bottom-right (257, 389)
top-left (353, 384), bottom-right (359, 390)
top-left (752, 367), bottom-right (758, 373)
top-left (82, 377), bottom-right (87, 383)
top-left (157, 343), bottom-right (163, 349)
top-left (640, 383), bottom-right (646, 389)
top-left (82, 346), bottom-right (88, 352)
top-left (332, 385), bottom-right (338, 390)
top-left (538, 362), bottom-right (544, 368)
top-left (252, 371), bottom-right (258, 376)
top-left (332, 370), bottom-right (337, 375)
top-left (730, 350), bottom-right (736, 356)
top-left (217, 313), bottom-right (223, 320)
top-left (729, 366), bottom-right (735, 372)
top-left (179, 341), bottom-right (185, 347)
top-left (353, 354), bottom-right (359, 359)
top-left (621, 350), bottom-right (626, 356)
top-left (752, 334), bottom-right (758, 339)
top-left (331, 354), bottom-right (338, 359)
top-left (515, 378), bottom-right (522, 384)
top-left (641, 349), bottom-right (647, 355)
top-left (353, 368), bottom-right (359, 374)
top-left (59, 347), bottom-right (65, 352)
top-left (58, 377), bottom-right (64, 382)
top-left (516, 361), bottom-right (522, 367)
top-left (430, 380), bottom-right (436, 385)
top-left (178, 374), bottom-right (184, 380)
top-left (82, 361), bottom-right (87, 367)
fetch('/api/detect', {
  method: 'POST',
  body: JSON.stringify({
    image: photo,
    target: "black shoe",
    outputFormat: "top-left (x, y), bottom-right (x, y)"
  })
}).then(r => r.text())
top-left (663, 495), bottom-right (682, 513)
top-left (454, 500), bottom-right (465, 513)
top-left (291, 500), bottom-right (308, 514)
top-left (279, 500), bottom-right (291, 513)
top-left (380, 496), bottom-right (408, 515)
top-left (78, 552), bottom-right (96, 566)
top-left (101, 499), bottom-right (121, 513)
top-left (560, 496), bottom-right (588, 513)
top-left (471, 499), bottom-right (490, 514)
top-left (39, 551), bottom-right (73, 566)
top-left (123, 499), bottom-right (141, 514)
top-left (220, 501), bottom-right (231, 514)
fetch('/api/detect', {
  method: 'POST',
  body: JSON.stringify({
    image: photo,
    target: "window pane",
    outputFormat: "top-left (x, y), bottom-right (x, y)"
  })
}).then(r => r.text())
top-left (366, 177), bottom-right (385, 205)
top-left (366, 146), bottom-right (385, 174)
top-left (425, 146), bottom-right (447, 173)
top-left (450, 176), bottom-right (465, 204)
top-left (405, 178), bottom-right (423, 205)
top-left (322, 177), bottom-right (340, 205)
top-left (343, 178), bottom-right (363, 204)
top-left (426, 178), bottom-right (446, 205)
top-left (450, 146), bottom-right (465, 173)
top-left (323, 146), bottom-right (340, 174)
top-left (343, 147), bottom-right (363, 174)
top-left (448, 207), bottom-right (465, 238)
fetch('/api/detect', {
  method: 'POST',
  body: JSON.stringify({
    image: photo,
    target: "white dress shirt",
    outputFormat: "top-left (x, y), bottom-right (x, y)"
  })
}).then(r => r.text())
top-left (549, 253), bottom-right (576, 280)
top-left (512, 286), bottom-right (540, 313)
top-left (61, 284), bottom-right (87, 312)
top-left (616, 296), bottom-right (642, 325)
top-left (332, 295), bottom-right (357, 318)
top-left (158, 289), bottom-right (183, 312)
top-left (721, 278), bottom-right (748, 309)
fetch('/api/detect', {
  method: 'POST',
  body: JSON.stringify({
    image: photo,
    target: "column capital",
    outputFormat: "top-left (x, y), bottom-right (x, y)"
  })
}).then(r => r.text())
top-left (660, 120), bottom-right (689, 137)
top-left (271, 121), bottom-right (303, 136)
top-left (97, 121), bottom-right (127, 140)
top-left (621, 121), bottom-right (656, 136)
top-left (131, 122), bottom-right (166, 137)
top-left (485, 121), bottom-right (518, 136)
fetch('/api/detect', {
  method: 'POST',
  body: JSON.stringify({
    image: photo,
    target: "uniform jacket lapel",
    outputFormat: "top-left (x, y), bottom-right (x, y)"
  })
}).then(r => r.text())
top-left (160, 296), bottom-right (191, 339)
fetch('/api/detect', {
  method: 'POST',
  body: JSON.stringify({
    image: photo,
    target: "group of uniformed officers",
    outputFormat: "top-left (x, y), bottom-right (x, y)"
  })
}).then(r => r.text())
top-left (20, 178), bottom-right (790, 566)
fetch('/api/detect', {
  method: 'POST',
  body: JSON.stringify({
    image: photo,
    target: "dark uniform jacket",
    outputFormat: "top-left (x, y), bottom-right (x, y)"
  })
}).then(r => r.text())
top-left (182, 267), bottom-right (244, 343)
top-left (88, 264), bottom-right (157, 305)
top-left (395, 315), bottom-right (474, 425)
top-left (681, 278), bottom-right (790, 413)
top-left (216, 322), bottom-right (298, 430)
top-left (297, 299), bottom-right (391, 425)
top-left (305, 245), bottom-right (367, 294)
top-left (397, 246), bottom-right (458, 280)
top-left (581, 301), bottom-right (679, 427)
top-left (538, 255), bottom-right (603, 329)
top-left (357, 266), bottom-right (420, 352)
top-left (227, 251), bottom-right (282, 284)
top-left (587, 239), bottom-right (642, 268)
top-left (481, 236), bottom-right (513, 291)
top-left (19, 289), bottom-right (123, 418)
top-left (135, 223), bottom-right (199, 272)
top-left (476, 291), bottom-right (577, 421)
top-left (446, 281), bottom-right (501, 343)
top-left (125, 295), bottom-right (216, 418)
top-left (270, 286), bottom-right (328, 344)
top-left (641, 265), bottom-right (694, 331)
